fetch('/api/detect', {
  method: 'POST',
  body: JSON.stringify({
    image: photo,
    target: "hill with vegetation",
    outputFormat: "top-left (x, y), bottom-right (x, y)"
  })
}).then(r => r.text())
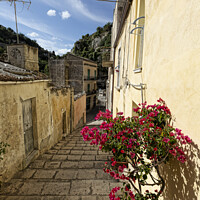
top-left (0, 25), bottom-right (57, 73)
top-left (72, 22), bottom-right (112, 77)
top-left (0, 22), bottom-right (112, 77)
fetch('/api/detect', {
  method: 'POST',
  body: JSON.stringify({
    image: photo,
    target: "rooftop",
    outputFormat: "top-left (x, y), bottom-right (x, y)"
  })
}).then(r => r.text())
top-left (0, 61), bottom-right (48, 81)
top-left (66, 53), bottom-right (97, 65)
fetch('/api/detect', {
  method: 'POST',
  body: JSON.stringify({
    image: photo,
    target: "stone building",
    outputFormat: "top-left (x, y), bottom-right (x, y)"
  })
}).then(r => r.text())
top-left (49, 59), bottom-right (69, 87)
top-left (65, 53), bottom-right (98, 111)
top-left (49, 58), bottom-right (86, 128)
top-left (7, 44), bottom-right (39, 71)
top-left (110, 0), bottom-right (200, 199)
top-left (0, 45), bottom-right (86, 182)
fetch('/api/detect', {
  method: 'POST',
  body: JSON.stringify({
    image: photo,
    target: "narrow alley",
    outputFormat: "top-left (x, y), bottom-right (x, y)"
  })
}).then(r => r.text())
top-left (0, 125), bottom-right (122, 200)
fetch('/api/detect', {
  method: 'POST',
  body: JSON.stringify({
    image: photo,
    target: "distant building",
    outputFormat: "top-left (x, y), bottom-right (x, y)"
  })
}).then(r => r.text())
top-left (7, 44), bottom-right (39, 71)
top-left (0, 45), bottom-right (86, 183)
top-left (49, 59), bottom-right (69, 88)
top-left (65, 53), bottom-right (98, 111)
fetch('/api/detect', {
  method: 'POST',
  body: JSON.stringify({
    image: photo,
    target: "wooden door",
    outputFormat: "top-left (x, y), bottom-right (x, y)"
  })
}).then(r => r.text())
top-left (22, 99), bottom-right (34, 156)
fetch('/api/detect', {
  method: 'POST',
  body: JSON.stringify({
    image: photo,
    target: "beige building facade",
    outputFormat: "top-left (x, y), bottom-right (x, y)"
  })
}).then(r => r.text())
top-left (74, 93), bottom-right (86, 129)
top-left (111, 0), bottom-right (200, 199)
top-left (83, 61), bottom-right (97, 111)
top-left (0, 80), bottom-right (72, 182)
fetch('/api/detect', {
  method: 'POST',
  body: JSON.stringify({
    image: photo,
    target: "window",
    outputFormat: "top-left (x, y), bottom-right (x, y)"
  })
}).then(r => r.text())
top-left (131, 0), bottom-right (145, 71)
top-left (88, 69), bottom-right (90, 79)
top-left (137, 27), bottom-right (144, 68)
top-left (87, 84), bottom-right (90, 92)
top-left (94, 70), bottom-right (96, 78)
top-left (116, 48), bottom-right (121, 88)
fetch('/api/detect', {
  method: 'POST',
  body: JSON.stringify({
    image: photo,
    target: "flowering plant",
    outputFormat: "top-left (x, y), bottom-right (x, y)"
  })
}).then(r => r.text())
top-left (81, 99), bottom-right (192, 200)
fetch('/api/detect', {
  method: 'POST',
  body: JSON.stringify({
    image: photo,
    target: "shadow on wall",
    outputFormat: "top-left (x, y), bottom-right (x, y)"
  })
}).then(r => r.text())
top-left (161, 141), bottom-right (200, 200)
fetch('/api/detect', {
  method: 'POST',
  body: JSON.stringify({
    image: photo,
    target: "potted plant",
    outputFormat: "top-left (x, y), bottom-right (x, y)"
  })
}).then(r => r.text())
top-left (81, 98), bottom-right (192, 200)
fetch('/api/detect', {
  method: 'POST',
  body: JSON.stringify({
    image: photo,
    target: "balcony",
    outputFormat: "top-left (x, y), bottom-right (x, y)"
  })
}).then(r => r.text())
top-left (86, 89), bottom-right (97, 96)
top-left (84, 76), bottom-right (97, 80)
top-left (102, 52), bottom-right (113, 68)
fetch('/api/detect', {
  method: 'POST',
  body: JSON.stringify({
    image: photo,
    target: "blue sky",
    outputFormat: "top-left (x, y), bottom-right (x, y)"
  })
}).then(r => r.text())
top-left (0, 0), bottom-right (114, 55)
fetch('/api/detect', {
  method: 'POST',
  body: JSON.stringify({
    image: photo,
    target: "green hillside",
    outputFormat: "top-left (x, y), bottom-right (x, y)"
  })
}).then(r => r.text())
top-left (0, 22), bottom-right (112, 77)
top-left (0, 25), bottom-right (57, 73)
top-left (72, 22), bottom-right (112, 77)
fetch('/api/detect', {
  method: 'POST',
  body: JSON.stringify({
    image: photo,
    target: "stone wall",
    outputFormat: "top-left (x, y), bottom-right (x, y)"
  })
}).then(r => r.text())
top-left (65, 54), bottom-right (84, 95)
top-left (0, 80), bottom-right (72, 182)
top-left (7, 44), bottom-right (39, 71)
top-left (49, 59), bottom-right (69, 88)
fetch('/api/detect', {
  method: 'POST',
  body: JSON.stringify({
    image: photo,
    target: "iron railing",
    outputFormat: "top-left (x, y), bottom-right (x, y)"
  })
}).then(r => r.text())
top-left (84, 76), bottom-right (97, 80)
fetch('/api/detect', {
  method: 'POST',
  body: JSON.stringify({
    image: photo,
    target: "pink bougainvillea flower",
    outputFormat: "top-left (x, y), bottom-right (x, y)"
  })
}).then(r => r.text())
top-left (163, 137), bottom-right (170, 143)
top-left (111, 161), bottom-right (117, 166)
top-left (169, 149), bottom-right (176, 157)
top-left (130, 152), bottom-right (135, 158)
top-left (185, 135), bottom-right (192, 143)
top-left (154, 147), bottom-right (158, 151)
top-left (149, 123), bottom-right (154, 127)
top-left (81, 98), bottom-right (191, 200)
top-left (117, 112), bottom-right (123, 115)
top-left (112, 148), bottom-right (116, 153)
top-left (114, 173), bottom-right (119, 179)
top-left (178, 155), bottom-right (186, 163)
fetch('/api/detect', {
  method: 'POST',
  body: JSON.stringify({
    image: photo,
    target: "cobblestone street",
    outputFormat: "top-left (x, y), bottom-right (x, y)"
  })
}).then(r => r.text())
top-left (0, 127), bottom-right (122, 200)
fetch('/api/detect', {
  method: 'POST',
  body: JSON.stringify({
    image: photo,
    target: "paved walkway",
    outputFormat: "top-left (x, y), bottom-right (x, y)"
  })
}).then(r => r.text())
top-left (0, 128), bottom-right (121, 200)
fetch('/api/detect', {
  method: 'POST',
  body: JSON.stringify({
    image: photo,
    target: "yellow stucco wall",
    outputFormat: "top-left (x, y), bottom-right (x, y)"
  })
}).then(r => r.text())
top-left (84, 81), bottom-right (97, 92)
top-left (83, 61), bottom-right (97, 110)
top-left (112, 0), bottom-right (200, 199)
top-left (74, 94), bottom-right (86, 129)
top-left (50, 88), bottom-right (71, 141)
top-left (83, 61), bottom-right (97, 93)
top-left (83, 61), bottom-right (97, 78)
top-left (0, 80), bottom-right (71, 182)
top-left (113, 0), bottom-right (143, 117)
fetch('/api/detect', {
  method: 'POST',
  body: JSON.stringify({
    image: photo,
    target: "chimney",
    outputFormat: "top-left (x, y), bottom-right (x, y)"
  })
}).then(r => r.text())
top-left (7, 44), bottom-right (39, 71)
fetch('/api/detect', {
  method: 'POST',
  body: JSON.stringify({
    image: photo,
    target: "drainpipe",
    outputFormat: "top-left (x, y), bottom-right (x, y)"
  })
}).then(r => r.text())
top-left (111, 51), bottom-right (115, 114)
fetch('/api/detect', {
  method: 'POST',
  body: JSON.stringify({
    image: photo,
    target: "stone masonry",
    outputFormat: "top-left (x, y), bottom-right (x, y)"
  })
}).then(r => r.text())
top-left (0, 128), bottom-right (122, 200)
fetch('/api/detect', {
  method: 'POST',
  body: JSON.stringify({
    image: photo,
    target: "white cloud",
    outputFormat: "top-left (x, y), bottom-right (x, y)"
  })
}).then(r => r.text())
top-left (0, 8), bottom-right (52, 36)
top-left (27, 32), bottom-right (39, 38)
top-left (0, 7), bottom-right (74, 42)
top-left (36, 38), bottom-right (56, 51)
top-left (47, 9), bottom-right (56, 17)
top-left (35, 38), bottom-right (71, 56)
top-left (52, 36), bottom-right (62, 41)
top-left (40, 0), bottom-right (111, 23)
top-left (68, 0), bottom-right (108, 23)
top-left (55, 48), bottom-right (71, 56)
top-left (61, 11), bottom-right (71, 20)
top-left (64, 44), bottom-right (74, 48)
